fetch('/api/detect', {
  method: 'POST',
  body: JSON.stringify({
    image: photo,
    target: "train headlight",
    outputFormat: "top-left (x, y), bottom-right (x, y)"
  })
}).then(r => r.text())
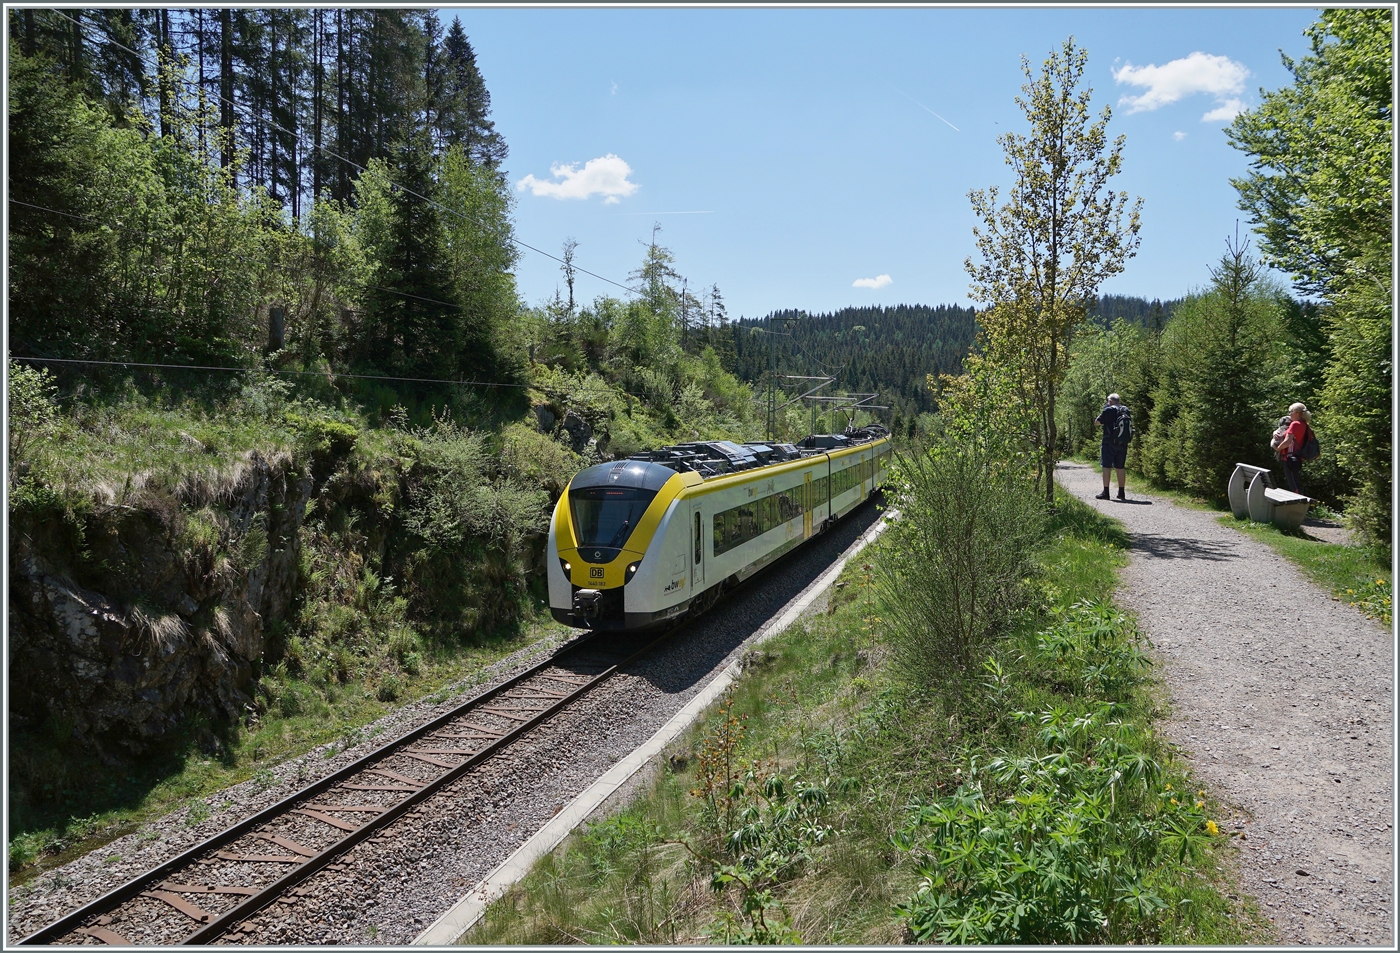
top-left (560, 559), bottom-right (571, 575)
top-left (626, 561), bottom-right (640, 580)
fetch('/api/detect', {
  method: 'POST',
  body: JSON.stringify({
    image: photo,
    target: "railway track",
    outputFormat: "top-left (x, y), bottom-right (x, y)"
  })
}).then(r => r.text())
top-left (18, 629), bottom-right (673, 946)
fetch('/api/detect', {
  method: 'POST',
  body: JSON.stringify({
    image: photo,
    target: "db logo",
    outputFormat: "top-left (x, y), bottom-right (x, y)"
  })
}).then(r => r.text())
top-left (590, 567), bottom-right (605, 579)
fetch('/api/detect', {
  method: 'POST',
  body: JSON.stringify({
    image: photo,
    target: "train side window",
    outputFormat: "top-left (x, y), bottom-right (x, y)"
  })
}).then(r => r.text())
top-left (694, 512), bottom-right (702, 564)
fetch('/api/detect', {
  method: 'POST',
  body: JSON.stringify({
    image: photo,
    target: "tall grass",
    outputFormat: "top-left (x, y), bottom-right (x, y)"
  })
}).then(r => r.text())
top-left (878, 437), bottom-right (1048, 701)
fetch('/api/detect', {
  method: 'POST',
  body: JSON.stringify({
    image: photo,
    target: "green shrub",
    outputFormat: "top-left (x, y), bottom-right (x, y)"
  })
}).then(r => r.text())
top-left (895, 701), bottom-right (1212, 945)
top-left (892, 597), bottom-right (1220, 945)
top-left (1033, 600), bottom-right (1151, 701)
top-left (878, 437), bottom-right (1048, 699)
top-left (708, 770), bottom-right (834, 945)
top-left (583, 814), bottom-right (662, 882)
top-left (376, 674), bottom-right (402, 702)
top-left (496, 422), bottom-right (581, 498)
top-left (288, 413), bottom-right (359, 474)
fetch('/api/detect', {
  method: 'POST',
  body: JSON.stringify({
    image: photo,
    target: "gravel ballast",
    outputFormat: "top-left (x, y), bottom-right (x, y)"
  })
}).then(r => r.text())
top-left (1058, 462), bottom-right (1394, 946)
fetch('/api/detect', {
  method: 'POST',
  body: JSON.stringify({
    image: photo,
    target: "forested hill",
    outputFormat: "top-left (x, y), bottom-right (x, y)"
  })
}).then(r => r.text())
top-left (1090, 294), bottom-right (1183, 330)
top-left (731, 305), bottom-right (979, 419)
top-left (730, 296), bottom-right (1180, 421)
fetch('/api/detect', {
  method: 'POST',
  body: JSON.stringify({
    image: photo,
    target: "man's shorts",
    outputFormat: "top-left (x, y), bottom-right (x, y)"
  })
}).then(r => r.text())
top-left (1100, 442), bottom-right (1128, 469)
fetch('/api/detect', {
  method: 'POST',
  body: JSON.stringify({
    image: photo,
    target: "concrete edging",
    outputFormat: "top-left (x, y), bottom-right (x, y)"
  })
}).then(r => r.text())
top-left (414, 513), bottom-right (893, 945)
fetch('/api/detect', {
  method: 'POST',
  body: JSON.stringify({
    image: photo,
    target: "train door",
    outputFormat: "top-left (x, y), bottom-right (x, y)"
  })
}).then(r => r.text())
top-left (690, 502), bottom-right (705, 591)
top-left (803, 472), bottom-right (813, 539)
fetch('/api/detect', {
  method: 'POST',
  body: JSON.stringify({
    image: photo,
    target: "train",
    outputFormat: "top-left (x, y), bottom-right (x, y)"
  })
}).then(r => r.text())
top-left (547, 426), bottom-right (892, 630)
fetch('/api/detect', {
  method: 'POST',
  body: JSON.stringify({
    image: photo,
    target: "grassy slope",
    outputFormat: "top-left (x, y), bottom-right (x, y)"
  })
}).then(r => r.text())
top-left (7, 609), bottom-right (571, 885)
top-left (464, 492), bottom-right (1273, 945)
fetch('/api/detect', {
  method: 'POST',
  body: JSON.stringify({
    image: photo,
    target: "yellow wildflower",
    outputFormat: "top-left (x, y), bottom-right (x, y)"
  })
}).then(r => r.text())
top-left (1206, 820), bottom-right (1219, 836)
top-left (1170, 798), bottom-right (1178, 806)
top-left (1377, 580), bottom-right (1386, 587)
top-left (1164, 783), bottom-right (1172, 792)
top-left (1196, 800), bottom-right (1205, 809)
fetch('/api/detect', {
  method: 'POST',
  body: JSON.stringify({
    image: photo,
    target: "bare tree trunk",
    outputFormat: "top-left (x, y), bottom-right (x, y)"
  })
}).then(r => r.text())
top-left (219, 8), bottom-right (233, 169)
top-left (1045, 375), bottom-right (1058, 505)
top-left (21, 9), bottom-right (36, 56)
top-left (312, 8), bottom-right (322, 200)
top-left (195, 8), bottom-right (206, 154)
top-left (156, 9), bottom-right (172, 137)
top-left (335, 8), bottom-right (345, 198)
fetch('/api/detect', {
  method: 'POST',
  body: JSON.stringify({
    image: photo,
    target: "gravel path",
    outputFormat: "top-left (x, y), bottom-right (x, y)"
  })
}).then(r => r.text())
top-left (1057, 462), bottom-right (1394, 946)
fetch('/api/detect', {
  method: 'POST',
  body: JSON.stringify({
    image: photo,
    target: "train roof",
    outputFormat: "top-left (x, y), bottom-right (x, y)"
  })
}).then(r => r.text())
top-left (622, 426), bottom-right (890, 480)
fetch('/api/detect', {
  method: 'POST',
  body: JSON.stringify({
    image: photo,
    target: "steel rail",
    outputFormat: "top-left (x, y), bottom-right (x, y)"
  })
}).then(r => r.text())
top-left (16, 629), bottom-right (641, 945)
top-left (182, 630), bottom-right (671, 944)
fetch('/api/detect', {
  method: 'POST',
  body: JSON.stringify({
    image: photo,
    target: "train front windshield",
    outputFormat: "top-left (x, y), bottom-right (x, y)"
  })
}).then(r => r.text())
top-left (570, 487), bottom-right (657, 551)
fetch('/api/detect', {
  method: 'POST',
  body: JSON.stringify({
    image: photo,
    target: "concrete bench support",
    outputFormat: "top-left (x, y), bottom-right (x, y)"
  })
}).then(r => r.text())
top-left (1228, 463), bottom-right (1275, 522)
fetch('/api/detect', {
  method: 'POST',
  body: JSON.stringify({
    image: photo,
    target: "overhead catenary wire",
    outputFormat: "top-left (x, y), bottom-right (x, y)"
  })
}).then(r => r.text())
top-left (45, 9), bottom-right (640, 298)
top-left (747, 323), bottom-right (847, 375)
top-left (10, 356), bottom-right (671, 409)
top-left (10, 355), bottom-right (531, 389)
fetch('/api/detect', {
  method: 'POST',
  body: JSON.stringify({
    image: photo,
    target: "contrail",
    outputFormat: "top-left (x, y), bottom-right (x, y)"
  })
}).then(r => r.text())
top-left (891, 84), bottom-right (960, 132)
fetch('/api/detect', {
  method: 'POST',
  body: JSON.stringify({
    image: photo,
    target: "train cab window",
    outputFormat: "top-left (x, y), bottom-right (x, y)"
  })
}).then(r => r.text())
top-left (570, 487), bottom-right (657, 550)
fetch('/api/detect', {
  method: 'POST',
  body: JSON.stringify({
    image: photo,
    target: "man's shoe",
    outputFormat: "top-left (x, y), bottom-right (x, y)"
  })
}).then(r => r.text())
top-left (1095, 488), bottom-right (1110, 500)
top-left (1117, 488), bottom-right (1127, 501)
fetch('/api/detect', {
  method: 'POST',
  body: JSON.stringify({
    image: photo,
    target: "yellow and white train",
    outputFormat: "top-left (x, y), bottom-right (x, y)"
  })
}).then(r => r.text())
top-left (547, 427), bottom-right (892, 630)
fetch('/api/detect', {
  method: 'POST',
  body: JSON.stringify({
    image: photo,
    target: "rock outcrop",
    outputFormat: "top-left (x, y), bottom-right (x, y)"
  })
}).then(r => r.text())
top-left (8, 451), bottom-right (312, 755)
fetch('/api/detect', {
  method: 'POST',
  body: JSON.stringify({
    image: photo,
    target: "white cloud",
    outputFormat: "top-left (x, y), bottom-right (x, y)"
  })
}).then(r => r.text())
top-left (610, 80), bottom-right (618, 95)
top-left (1201, 98), bottom-right (1246, 122)
top-left (852, 274), bottom-right (892, 289)
top-left (1112, 52), bottom-right (1249, 121)
top-left (1173, 131), bottom-right (1188, 141)
top-left (516, 154), bottom-right (639, 204)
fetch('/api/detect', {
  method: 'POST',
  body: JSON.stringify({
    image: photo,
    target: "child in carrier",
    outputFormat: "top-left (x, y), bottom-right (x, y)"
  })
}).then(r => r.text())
top-left (1270, 415), bottom-right (1291, 455)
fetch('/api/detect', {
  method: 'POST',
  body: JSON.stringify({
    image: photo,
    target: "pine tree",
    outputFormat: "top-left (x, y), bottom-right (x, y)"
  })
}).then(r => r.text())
top-left (1228, 9), bottom-right (1392, 545)
top-left (1139, 236), bottom-right (1284, 498)
top-left (362, 133), bottom-right (459, 379)
top-left (437, 19), bottom-right (507, 169)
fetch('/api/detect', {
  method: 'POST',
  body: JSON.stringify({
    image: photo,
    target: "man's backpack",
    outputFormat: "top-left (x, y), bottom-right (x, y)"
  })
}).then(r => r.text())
top-left (1113, 406), bottom-right (1133, 445)
top-left (1300, 425), bottom-right (1320, 461)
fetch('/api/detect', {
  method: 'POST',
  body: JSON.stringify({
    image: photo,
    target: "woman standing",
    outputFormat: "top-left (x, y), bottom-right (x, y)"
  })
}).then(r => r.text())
top-left (1275, 402), bottom-right (1312, 494)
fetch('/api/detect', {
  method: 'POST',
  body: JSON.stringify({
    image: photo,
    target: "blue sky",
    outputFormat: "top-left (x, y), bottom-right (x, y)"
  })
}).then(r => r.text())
top-left (443, 5), bottom-right (1321, 320)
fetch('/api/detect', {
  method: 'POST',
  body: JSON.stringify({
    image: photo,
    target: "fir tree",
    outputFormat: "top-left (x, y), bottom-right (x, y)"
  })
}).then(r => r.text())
top-left (437, 19), bottom-right (507, 169)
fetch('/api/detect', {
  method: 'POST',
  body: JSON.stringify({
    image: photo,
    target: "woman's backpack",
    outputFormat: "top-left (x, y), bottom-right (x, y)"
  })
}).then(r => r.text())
top-left (1300, 425), bottom-right (1320, 461)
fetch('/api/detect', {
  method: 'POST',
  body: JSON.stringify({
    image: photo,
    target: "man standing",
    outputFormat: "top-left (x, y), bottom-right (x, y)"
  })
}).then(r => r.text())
top-left (1094, 393), bottom-right (1131, 501)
